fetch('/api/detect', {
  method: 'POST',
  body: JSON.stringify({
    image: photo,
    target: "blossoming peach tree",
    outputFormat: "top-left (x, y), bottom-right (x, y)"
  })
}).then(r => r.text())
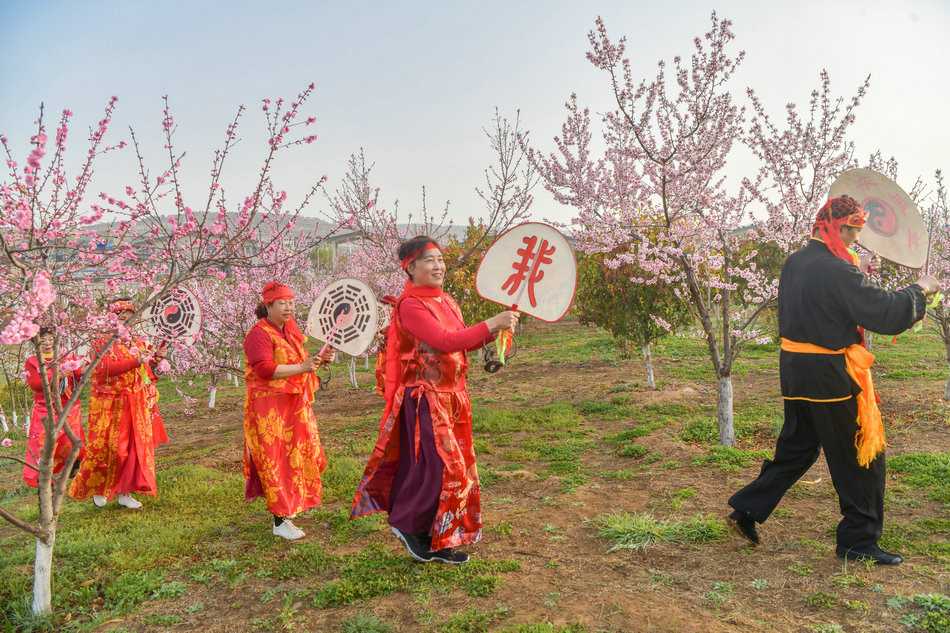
top-left (177, 234), bottom-right (330, 408)
top-left (527, 14), bottom-right (871, 445)
top-left (0, 85), bottom-right (329, 617)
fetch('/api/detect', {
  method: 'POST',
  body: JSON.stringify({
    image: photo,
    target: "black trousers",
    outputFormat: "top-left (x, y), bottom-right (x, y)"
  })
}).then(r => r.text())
top-left (728, 397), bottom-right (885, 548)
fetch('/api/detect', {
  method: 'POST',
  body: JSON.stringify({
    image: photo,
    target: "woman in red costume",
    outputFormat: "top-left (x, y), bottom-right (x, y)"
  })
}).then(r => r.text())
top-left (243, 282), bottom-right (335, 540)
top-left (70, 300), bottom-right (165, 509)
top-left (351, 236), bottom-right (518, 563)
top-left (22, 327), bottom-right (86, 487)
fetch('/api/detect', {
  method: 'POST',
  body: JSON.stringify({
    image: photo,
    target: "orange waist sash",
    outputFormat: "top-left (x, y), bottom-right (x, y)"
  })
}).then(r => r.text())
top-left (780, 338), bottom-right (884, 467)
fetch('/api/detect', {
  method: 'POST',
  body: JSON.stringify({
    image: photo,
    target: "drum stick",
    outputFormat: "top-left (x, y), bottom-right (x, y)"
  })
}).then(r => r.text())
top-left (317, 310), bottom-right (347, 358)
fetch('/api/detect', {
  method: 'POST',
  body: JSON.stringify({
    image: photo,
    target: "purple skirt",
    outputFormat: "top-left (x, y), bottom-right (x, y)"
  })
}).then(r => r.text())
top-left (388, 387), bottom-right (445, 535)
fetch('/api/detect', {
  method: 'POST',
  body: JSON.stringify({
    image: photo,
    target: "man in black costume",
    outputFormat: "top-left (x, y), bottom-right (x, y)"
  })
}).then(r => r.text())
top-left (727, 196), bottom-right (940, 565)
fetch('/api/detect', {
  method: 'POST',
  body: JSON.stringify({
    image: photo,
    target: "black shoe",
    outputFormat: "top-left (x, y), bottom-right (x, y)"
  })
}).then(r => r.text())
top-left (836, 544), bottom-right (903, 565)
top-left (69, 460), bottom-right (82, 479)
top-left (727, 510), bottom-right (760, 545)
top-left (391, 527), bottom-right (434, 562)
top-left (430, 548), bottom-right (469, 564)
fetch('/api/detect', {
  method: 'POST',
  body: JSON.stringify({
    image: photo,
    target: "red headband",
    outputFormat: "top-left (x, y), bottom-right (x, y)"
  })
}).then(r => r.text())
top-left (261, 282), bottom-right (294, 303)
top-left (110, 300), bottom-right (135, 313)
top-left (812, 197), bottom-right (868, 263)
top-left (400, 242), bottom-right (439, 271)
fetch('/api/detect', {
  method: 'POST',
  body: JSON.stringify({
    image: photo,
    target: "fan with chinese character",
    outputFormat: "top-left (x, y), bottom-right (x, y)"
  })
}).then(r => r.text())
top-left (475, 222), bottom-right (577, 371)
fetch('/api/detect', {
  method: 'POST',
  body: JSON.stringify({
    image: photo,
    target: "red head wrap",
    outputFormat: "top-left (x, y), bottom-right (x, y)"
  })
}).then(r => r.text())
top-left (261, 282), bottom-right (294, 303)
top-left (110, 300), bottom-right (135, 313)
top-left (259, 282), bottom-right (304, 345)
top-left (812, 197), bottom-right (868, 263)
top-left (400, 242), bottom-right (439, 271)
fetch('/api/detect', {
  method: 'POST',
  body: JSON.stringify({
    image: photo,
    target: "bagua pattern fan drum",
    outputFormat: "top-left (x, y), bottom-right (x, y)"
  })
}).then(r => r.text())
top-left (376, 302), bottom-right (391, 330)
top-left (142, 287), bottom-right (202, 342)
top-left (306, 278), bottom-right (378, 356)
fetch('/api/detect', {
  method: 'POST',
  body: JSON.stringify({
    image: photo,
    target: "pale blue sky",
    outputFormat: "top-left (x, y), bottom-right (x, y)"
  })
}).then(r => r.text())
top-left (2, 0), bottom-right (947, 226)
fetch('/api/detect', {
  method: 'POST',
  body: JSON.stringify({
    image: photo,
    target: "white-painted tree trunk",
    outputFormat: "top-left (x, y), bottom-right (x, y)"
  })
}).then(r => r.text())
top-left (348, 358), bottom-right (358, 388)
top-left (641, 342), bottom-right (656, 390)
top-left (32, 534), bottom-right (55, 616)
top-left (865, 331), bottom-right (873, 352)
top-left (717, 374), bottom-right (735, 446)
top-left (364, 356), bottom-right (369, 370)
top-left (12, 409), bottom-right (18, 427)
top-left (208, 375), bottom-right (219, 408)
top-left (0, 410), bottom-right (8, 432)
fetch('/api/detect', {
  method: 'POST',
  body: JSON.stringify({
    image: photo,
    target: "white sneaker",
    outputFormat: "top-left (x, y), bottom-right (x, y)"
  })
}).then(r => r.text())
top-left (116, 494), bottom-right (142, 509)
top-left (92, 495), bottom-right (107, 507)
top-left (273, 519), bottom-right (305, 540)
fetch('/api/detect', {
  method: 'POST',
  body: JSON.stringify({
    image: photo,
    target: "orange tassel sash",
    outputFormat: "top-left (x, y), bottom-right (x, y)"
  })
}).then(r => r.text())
top-left (780, 338), bottom-right (884, 467)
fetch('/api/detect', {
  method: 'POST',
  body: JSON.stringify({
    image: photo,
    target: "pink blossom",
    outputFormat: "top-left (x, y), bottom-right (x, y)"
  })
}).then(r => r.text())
top-left (0, 438), bottom-right (12, 448)
top-left (60, 359), bottom-right (83, 372)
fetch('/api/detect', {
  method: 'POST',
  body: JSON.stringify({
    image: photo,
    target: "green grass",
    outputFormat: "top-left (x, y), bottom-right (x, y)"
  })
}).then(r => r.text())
top-left (340, 612), bottom-right (398, 633)
top-left (618, 443), bottom-right (649, 458)
top-left (436, 604), bottom-right (511, 633)
top-left (578, 398), bottom-right (637, 421)
top-left (690, 446), bottom-right (773, 472)
top-left (888, 453), bottom-right (950, 503)
top-left (905, 594), bottom-right (950, 632)
top-left (1, 464), bottom-right (249, 627)
top-left (497, 623), bottom-right (586, 633)
top-left (305, 543), bottom-right (520, 608)
top-left (471, 402), bottom-right (581, 434)
top-left (592, 512), bottom-right (728, 551)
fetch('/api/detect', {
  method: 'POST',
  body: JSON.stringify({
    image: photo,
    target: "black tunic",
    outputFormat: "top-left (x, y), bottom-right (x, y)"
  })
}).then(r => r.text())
top-left (778, 239), bottom-right (926, 401)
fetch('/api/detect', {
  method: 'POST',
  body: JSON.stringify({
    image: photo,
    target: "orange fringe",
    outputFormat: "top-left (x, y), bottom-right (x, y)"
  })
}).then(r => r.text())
top-left (780, 338), bottom-right (885, 467)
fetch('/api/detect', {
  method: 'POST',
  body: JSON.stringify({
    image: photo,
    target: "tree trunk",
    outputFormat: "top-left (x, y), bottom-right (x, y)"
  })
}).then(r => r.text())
top-left (33, 420), bottom-right (58, 617)
top-left (348, 358), bottom-right (358, 388)
top-left (717, 374), bottom-right (735, 446)
top-left (865, 331), bottom-right (873, 352)
top-left (32, 533), bottom-right (55, 616)
top-left (641, 342), bottom-right (656, 389)
top-left (364, 356), bottom-right (369, 370)
top-left (945, 340), bottom-right (950, 400)
top-left (0, 408), bottom-right (7, 433)
top-left (208, 375), bottom-right (219, 409)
